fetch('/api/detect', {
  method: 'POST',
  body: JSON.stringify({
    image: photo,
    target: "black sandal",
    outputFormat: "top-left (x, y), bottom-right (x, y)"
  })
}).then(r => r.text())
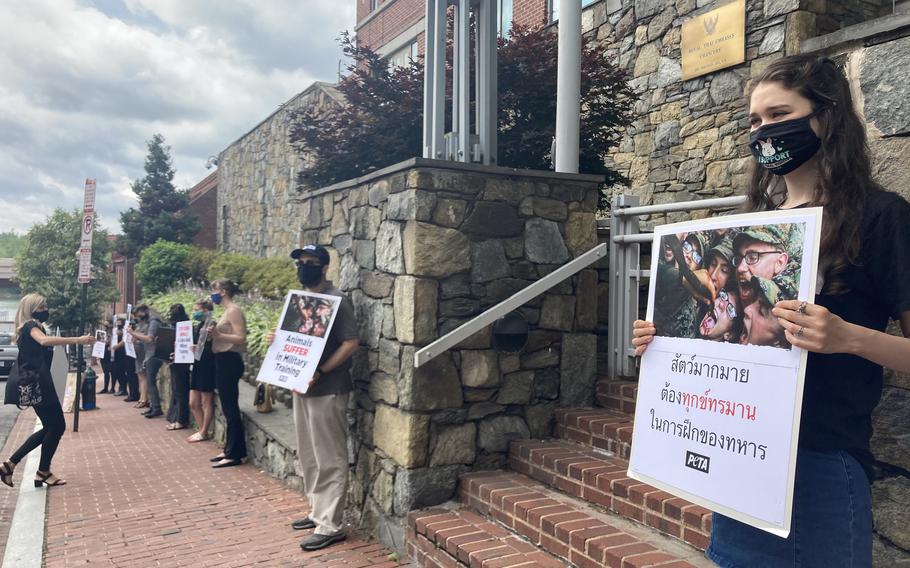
top-left (0, 460), bottom-right (14, 488)
top-left (34, 471), bottom-right (66, 487)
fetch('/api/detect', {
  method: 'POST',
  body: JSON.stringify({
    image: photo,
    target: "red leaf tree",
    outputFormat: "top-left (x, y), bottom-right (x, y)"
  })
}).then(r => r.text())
top-left (290, 26), bottom-right (636, 208)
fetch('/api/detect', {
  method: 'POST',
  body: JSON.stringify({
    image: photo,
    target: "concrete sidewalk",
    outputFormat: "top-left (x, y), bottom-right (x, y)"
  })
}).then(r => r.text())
top-left (38, 391), bottom-right (405, 568)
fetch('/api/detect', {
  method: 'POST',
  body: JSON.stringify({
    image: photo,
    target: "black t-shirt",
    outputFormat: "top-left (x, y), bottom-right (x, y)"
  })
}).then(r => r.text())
top-left (18, 321), bottom-right (53, 371)
top-left (305, 284), bottom-right (360, 398)
top-left (797, 190), bottom-right (910, 479)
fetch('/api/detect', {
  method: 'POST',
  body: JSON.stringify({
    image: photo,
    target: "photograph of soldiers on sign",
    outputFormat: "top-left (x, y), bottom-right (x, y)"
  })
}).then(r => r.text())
top-left (278, 293), bottom-right (337, 339)
top-left (652, 222), bottom-right (805, 349)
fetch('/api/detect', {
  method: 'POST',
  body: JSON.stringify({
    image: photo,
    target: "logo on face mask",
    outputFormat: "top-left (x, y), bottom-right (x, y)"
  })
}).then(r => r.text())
top-left (754, 138), bottom-right (792, 167)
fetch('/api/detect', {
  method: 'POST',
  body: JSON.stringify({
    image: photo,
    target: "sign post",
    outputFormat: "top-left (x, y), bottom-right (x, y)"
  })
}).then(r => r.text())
top-left (74, 178), bottom-right (96, 432)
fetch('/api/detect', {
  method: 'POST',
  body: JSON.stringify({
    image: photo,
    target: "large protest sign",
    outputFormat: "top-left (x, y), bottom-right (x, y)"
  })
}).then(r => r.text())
top-left (256, 290), bottom-right (341, 393)
top-left (628, 208), bottom-right (822, 537)
top-left (174, 321), bottom-right (194, 364)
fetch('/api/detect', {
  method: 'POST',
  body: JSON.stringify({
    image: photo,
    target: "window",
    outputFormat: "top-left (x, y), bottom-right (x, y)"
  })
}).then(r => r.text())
top-left (549, 0), bottom-right (598, 23)
top-left (387, 40), bottom-right (418, 70)
top-left (370, 0), bottom-right (379, 11)
top-left (498, 0), bottom-right (513, 38)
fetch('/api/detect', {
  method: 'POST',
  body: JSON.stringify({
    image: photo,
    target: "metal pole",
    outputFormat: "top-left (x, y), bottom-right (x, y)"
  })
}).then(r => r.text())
top-left (73, 283), bottom-right (86, 432)
top-left (456, 0), bottom-right (471, 162)
top-left (554, 0), bottom-right (581, 173)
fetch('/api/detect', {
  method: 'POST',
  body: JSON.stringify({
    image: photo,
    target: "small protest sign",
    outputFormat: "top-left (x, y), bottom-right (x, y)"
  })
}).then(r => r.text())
top-left (174, 321), bottom-right (194, 364)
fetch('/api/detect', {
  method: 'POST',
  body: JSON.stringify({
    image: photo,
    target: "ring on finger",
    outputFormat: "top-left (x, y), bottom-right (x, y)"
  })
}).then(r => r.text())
top-left (796, 326), bottom-right (805, 338)
top-left (797, 301), bottom-right (808, 314)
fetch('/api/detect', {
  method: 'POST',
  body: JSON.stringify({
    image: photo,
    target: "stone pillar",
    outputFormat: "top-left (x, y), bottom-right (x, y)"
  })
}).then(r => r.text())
top-left (288, 160), bottom-right (600, 549)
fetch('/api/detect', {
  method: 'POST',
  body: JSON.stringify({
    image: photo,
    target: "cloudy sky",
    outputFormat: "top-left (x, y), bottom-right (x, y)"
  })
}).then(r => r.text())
top-left (0, 0), bottom-right (355, 234)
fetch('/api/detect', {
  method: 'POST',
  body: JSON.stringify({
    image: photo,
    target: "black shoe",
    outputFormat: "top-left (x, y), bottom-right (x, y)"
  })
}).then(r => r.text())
top-left (291, 517), bottom-right (316, 530)
top-left (145, 410), bottom-right (163, 418)
top-left (141, 410), bottom-right (152, 416)
top-left (300, 532), bottom-right (346, 551)
top-left (99, 389), bottom-right (109, 394)
top-left (212, 458), bottom-right (243, 469)
top-left (209, 455), bottom-right (226, 462)
top-left (124, 397), bottom-right (138, 402)
top-left (115, 391), bottom-right (127, 396)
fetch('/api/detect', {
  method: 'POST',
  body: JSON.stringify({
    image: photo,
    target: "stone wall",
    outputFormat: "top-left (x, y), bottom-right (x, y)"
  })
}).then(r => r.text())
top-left (219, 156), bottom-right (601, 549)
top-left (216, 81), bottom-right (343, 258)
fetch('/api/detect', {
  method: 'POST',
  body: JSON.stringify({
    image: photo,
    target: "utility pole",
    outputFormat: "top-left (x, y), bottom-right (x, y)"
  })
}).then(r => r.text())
top-left (75, 178), bottom-right (96, 432)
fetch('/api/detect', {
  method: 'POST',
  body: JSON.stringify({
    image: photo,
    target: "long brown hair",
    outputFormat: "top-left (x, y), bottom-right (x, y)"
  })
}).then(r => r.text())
top-left (745, 55), bottom-right (880, 292)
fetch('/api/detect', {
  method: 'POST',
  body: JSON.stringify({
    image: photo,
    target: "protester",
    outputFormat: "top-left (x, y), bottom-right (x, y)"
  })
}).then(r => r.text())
top-left (0, 294), bottom-right (93, 488)
top-left (98, 320), bottom-right (115, 394)
top-left (208, 280), bottom-right (247, 468)
top-left (129, 305), bottom-right (165, 419)
top-left (165, 304), bottom-right (191, 431)
top-left (733, 226), bottom-right (796, 306)
top-left (188, 299), bottom-right (216, 443)
top-left (267, 244), bottom-right (359, 552)
top-left (698, 288), bottom-right (744, 343)
top-left (113, 317), bottom-right (140, 401)
top-left (634, 55), bottom-right (910, 567)
top-left (131, 308), bottom-right (149, 408)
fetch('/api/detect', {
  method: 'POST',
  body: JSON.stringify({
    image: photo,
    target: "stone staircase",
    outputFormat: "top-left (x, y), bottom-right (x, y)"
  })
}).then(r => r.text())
top-left (406, 379), bottom-right (715, 568)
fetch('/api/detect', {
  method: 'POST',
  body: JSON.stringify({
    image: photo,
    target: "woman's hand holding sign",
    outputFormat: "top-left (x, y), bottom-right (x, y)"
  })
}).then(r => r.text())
top-left (773, 300), bottom-right (850, 354)
top-left (632, 320), bottom-right (657, 356)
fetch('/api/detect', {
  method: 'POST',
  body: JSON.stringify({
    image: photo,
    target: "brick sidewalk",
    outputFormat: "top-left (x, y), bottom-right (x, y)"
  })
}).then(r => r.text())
top-left (41, 393), bottom-right (406, 568)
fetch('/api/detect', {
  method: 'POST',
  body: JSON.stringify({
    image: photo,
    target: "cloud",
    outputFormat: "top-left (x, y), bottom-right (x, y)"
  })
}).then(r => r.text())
top-left (0, 0), bottom-right (355, 234)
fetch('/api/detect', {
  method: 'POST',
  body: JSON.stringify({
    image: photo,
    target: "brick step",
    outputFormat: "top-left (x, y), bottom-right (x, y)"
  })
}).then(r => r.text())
top-left (407, 507), bottom-right (568, 568)
top-left (595, 378), bottom-right (638, 414)
top-left (555, 408), bottom-right (634, 460)
top-left (458, 470), bottom-right (713, 568)
top-left (509, 440), bottom-right (711, 552)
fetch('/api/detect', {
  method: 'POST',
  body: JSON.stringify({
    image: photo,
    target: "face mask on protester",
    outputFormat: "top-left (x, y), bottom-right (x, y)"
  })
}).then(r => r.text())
top-left (32, 309), bottom-right (49, 323)
top-left (749, 109), bottom-right (823, 176)
top-left (211, 293), bottom-right (222, 305)
top-left (192, 310), bottom-right (204, 322)
top-left (297, 264), bottom-right (323, 287)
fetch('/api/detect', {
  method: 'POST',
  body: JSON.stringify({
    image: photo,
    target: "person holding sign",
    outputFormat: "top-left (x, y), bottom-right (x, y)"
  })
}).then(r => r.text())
top-left (266, 245), bottom-right (359, 552)
top-left (113, 317), bottom-right (139, 401)
top-left (165, 304), bottom-right (191, 431)
top-left (1, 294), bottom-right (93, 488)
top-left (188, 299), bottom-right (216, 443)
top-left (208, 280), bottom-right (248, 469)
top-left (634, 55), bottom-right (910, 567)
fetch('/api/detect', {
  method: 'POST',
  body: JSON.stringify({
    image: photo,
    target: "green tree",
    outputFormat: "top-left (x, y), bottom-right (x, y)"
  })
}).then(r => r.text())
top-left (16, 209), bottom-right (118, 332)
top-left (0, 232), bottom-right (26, 258)
top-left (135, 240), bottom-right (193, 295)
top-left (119, 134), bottom-right (199, 257)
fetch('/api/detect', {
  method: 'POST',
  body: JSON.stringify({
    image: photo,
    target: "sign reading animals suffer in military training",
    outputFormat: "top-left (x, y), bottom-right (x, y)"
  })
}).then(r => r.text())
top-left (256, 290), bottom-right (341, 394)
top-left (628, 208), bottom-right (822, 537)
top-left (681, 0), bottom-right (746, 80)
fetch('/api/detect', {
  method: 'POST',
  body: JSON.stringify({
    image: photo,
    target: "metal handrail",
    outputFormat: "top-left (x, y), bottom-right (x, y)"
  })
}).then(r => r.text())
top-left (613, 196), bottom-right (746, 217)
top-left (414, 242), bottom-right (607, 368)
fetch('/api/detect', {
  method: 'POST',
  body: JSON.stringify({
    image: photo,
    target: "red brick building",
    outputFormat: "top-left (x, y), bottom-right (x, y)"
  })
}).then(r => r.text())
top-left (188, 171), bottom-right (218, 250)
top-left (355, 0), bottom-right (559, 62)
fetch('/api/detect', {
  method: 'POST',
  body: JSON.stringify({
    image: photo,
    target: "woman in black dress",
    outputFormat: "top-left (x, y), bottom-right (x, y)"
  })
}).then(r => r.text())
top-left (0, 293), bottom-right (93, 488)
top-left (187, 299), bottom-right (216, 442)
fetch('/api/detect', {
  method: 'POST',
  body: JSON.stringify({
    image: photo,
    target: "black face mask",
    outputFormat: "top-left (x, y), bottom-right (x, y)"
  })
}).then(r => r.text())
top-left (749, 110), bottom-right (822, 176)
top-left (297, 264), bottom-right (323, 287)
top-left (32, 309), bottom-right (49, 323)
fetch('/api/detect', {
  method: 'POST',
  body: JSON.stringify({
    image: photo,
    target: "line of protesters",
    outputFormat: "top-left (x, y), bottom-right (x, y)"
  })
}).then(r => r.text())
top-left (94, 280), bottom-right (248, 468)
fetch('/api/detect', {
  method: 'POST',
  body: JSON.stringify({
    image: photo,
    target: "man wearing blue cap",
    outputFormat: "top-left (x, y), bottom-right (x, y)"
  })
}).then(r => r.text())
top-left (268, 244), bottom-right (359, 551)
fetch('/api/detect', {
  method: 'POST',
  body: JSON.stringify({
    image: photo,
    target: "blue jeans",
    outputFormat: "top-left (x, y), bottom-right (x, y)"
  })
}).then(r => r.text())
top-left (707, 449), bottom-right (872, 568)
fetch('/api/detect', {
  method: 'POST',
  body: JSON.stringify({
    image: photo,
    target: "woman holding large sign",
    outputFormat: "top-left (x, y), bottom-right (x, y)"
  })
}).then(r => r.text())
top-left (634, 55), bottom-right (910, 567)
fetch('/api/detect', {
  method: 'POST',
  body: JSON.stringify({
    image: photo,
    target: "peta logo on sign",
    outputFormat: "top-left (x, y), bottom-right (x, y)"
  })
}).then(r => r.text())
top-left (685, 451), bottom-right (711, 474)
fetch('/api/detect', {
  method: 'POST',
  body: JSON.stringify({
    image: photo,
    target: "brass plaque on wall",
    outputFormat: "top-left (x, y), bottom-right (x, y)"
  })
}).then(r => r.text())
top-left (681, 0), bottom-right (746, 80)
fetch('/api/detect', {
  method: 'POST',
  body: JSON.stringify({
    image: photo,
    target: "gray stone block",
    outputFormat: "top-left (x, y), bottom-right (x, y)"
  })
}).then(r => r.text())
top-left (861, 36), bottom-right (910, 137)
top-left (471, 240), bottom-right (511, 283)
top-left (478, 415), bottom-right (530, 453)
top-left (560, 333), bottom-right (597, 406)
top-left (392, 465), bottom-right (467, 516)
top-left (462, 202), bottom-right (523, 237)
top-left (525, 218), bottom-right (569, 264)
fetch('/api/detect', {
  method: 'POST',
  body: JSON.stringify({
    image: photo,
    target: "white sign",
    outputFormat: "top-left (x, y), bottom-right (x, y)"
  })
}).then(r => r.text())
top-left (194, 317), bottom-right (210, 361)
top-left (124, 329), bottom-right (136, 359)
top-left (628, 208), bottom-right (822, 537)
top-left (255, 290), bottom-right (341, 393)
top-left (174, 321), bottom-right (194, 364)
top-left (83, 178), bottom-right (96, 212)
top-left (77, 179), bottom-right (96, 284)
top-left (91, 341), bottom-right (106, 359)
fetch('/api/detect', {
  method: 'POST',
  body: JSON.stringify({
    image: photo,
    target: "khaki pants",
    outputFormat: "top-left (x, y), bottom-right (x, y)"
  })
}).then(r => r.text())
top-left (293, 392), bottom-right (349, 536)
